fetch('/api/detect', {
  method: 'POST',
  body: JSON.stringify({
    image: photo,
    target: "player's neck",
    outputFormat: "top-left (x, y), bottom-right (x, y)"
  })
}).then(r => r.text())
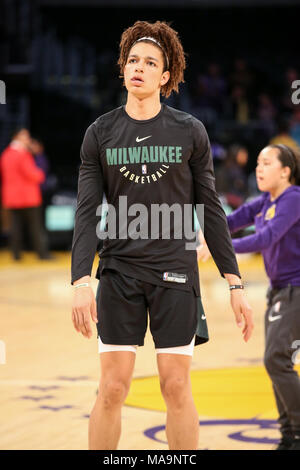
top-left (125, 94), bottom-right (161, 121)
top-left (269, 181), bottom-right (291, 201)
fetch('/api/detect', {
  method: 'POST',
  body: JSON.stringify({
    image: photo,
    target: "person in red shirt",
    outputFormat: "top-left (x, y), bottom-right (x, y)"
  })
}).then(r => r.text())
top-left (0, 128), bottom-right (52, 260)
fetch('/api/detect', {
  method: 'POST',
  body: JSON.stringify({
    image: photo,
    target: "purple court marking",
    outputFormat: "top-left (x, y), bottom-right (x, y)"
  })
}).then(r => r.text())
top-left (29, 386), bottom-right (60, 391)
top-left (38, 405), bottom-right (74, 411)
top-left (20, 395), bottom-right (54, 401)
top-left (144, 419), bottom-right (279, 445)
top-left (56, 376), bottom-right (90, 381)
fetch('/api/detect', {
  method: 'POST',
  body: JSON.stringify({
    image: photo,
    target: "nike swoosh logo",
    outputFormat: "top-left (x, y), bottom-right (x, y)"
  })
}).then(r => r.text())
top-left (201, 314), bottom-right (206, 320)
top-left (268, 313), bottom-right (282, 322)
top-left (136, 135), bottom-right (152, 143)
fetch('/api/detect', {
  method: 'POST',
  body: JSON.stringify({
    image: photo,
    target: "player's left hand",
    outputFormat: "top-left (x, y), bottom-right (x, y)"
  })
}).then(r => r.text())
top-left (230, 289), bottom-right (254, 342)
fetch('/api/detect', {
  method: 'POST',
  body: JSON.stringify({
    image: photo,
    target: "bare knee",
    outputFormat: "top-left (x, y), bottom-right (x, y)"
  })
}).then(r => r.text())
top-left (99, 379), bottom-right (130, 410)
top-left (160, 376), bottom-right (190, 412)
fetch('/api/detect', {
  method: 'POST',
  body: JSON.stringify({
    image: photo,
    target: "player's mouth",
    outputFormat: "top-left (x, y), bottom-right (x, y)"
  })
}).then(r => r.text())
top-left (257, 176), bottom-right (267, 189)
top-left (131, 76), bottom-right (144, 86)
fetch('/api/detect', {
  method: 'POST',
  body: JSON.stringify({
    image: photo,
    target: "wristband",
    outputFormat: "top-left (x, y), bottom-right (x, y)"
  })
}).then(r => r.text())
top-left (74, 283), bottom-right (90, 289)
top-left (229, 285), bottom-right (244, 291)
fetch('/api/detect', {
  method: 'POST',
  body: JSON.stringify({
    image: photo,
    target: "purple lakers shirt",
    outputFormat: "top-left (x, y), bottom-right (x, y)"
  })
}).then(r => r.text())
top-left (227, 186), bottom-right (300, 288)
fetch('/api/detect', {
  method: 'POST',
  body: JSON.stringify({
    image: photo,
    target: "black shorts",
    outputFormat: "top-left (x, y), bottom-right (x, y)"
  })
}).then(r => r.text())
top-left (96, 268), bottom-right (209, 348)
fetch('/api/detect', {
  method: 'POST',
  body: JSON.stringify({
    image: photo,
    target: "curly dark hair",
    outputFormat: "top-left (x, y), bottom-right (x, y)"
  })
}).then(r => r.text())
top-left (118, 20), bottom-right (186, 98)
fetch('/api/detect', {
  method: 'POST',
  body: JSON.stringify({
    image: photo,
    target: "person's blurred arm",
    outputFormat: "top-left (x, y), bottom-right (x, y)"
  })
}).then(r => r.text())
top-left (232, 194), bottom-right (300, 253)
top-left (19, 152), bottom-right (45, 183)
top-left (227, 196), bottom-right (265, 233)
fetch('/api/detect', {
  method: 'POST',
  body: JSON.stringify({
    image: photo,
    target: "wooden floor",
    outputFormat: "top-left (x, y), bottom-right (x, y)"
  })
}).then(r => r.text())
top-left (0, 249), bottom-right (298, 450)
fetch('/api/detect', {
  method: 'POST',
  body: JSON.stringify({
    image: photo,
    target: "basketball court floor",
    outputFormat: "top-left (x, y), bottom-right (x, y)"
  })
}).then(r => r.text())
top-left (1, 250), bottom-right (299, 450)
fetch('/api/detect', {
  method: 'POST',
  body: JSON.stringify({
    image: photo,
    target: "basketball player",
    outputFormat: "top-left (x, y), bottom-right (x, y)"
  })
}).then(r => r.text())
top-left (198, 144), bottom-right (300, 450)
top-left (71, 21), bottom-right (253, 450)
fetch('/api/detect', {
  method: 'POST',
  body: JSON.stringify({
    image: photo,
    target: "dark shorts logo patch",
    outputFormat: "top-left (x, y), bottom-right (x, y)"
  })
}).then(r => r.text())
top-left (163, 272), bottom-right (187, 283)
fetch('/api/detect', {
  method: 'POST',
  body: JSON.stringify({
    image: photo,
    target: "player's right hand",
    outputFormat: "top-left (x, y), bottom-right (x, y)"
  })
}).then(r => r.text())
top-left (72, 287), bottom-right (98, 339)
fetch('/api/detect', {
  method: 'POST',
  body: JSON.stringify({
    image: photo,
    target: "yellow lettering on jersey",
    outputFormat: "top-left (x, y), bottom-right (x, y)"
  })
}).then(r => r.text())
top-left (265, 204), bottom-right (276, 220)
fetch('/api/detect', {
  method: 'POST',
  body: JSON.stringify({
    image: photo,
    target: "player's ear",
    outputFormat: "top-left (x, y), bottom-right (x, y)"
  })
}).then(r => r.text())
top-left (160, 71), bottom-right (170, 87)
top-left (281, 167), bottom-right (291, 180)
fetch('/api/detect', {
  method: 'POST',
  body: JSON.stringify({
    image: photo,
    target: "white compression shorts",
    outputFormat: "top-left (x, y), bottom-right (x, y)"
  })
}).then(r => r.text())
top-left (98, 335), bottom-right (195, 356)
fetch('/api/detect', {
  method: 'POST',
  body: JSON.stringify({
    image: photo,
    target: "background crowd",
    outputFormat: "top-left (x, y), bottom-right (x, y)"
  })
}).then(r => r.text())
top-left (0, 1), bottom-right (299, 255)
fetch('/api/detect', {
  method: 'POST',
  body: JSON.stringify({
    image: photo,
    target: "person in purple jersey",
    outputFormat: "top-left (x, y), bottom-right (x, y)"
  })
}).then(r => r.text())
top-left (198, 143), bottom-right (300, 450)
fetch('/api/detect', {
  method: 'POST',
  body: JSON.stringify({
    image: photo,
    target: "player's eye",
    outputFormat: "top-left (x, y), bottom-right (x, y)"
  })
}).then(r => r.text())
top-left (148, 61), bottom-right (156, 67)
top-left (128, 58), bottom-right (137, 63)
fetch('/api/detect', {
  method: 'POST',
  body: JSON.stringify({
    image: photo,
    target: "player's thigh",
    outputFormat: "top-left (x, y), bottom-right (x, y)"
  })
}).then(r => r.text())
top-left (99, 350), bottom-right (136, 388)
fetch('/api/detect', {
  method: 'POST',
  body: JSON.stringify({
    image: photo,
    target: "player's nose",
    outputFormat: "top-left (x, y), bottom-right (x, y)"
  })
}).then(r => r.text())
top-left (135, 62), bottom-right (144, 73)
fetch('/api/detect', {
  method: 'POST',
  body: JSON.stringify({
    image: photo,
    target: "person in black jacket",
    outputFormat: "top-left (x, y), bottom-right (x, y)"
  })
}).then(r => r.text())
top-left (71, 20), bottom-right (253, 450)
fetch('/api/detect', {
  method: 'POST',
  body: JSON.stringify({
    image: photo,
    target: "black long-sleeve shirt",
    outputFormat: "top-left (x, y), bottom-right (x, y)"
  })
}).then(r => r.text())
top-left (71, 104), bottom-right (240, 295)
